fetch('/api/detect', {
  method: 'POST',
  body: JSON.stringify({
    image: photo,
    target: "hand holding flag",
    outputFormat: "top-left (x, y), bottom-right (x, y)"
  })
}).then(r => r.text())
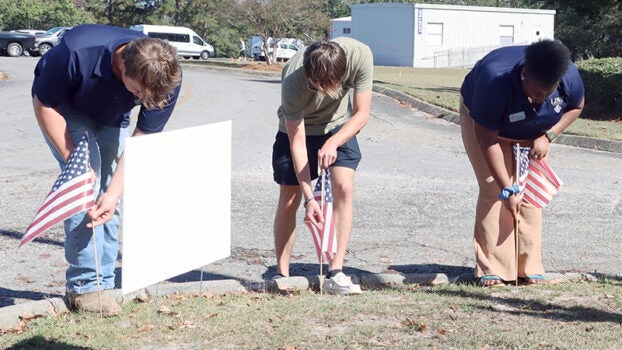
top-left (305, 169), bottom-right (337, 263)
top-left (514, 145), bottom-right (563, 208)
top-left (20, 134), bottom-right (95, 247)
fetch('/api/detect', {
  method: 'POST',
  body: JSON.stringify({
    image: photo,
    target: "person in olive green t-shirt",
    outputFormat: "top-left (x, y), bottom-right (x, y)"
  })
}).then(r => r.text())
top-left (271, 37), bottom-right (373, 295)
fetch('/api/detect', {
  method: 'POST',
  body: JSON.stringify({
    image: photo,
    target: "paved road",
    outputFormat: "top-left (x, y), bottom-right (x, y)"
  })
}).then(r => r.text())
top-left (1, 57), bottom-right (620, 308)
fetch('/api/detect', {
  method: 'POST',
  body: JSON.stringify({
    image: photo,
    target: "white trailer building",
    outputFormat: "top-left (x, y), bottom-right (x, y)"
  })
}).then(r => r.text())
top-left (330, 16), bottom-right (352, 39)
top-left (349, 3), bottom-right (555, 68)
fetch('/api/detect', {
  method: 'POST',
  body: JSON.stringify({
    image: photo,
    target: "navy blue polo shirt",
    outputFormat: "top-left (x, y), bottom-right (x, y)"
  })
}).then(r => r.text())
top-left (32, 24), bottom-right (181, 133)
top-left (461, 45), bottom-right (584, 140)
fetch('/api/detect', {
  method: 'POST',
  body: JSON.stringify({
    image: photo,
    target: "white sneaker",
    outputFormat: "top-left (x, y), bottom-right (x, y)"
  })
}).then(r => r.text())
top-left (270, 273), bottom-right (286, 281)
top-left (322, 272), bottom-right (362, 295)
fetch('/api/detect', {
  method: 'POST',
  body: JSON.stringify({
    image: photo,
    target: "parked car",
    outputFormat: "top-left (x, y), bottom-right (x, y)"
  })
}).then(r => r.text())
top-left (0, 31), bottom-right (36, 57)
top-left (274, 41), bottom-right (304, 62)
top-left (11, 29), bottom-right (46, 36)
top-left (30, 26), bottom-right (72, 56)
top-left (130, 24), bottom-right (215, 60)
top-left (249, 36), bottom-right (304, 62)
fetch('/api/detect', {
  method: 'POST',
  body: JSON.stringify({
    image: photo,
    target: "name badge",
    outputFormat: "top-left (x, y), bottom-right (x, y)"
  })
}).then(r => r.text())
top-left (508, 111), bottom-right (526, 123)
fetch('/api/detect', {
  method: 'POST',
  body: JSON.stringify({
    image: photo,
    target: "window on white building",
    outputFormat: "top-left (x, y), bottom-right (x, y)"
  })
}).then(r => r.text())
top-left (343, 28), bottom-right (351, 35)
top-left (499, 25), bottom-right (514, 45)
top-left (427, 22), bottom-right (443, 46)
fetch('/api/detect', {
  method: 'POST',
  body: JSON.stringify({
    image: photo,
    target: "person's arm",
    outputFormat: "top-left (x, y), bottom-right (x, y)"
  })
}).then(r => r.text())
top-left (318, 90), bottom-right (372, 169)
top-left (474, 123), bottom-right (521, 217)
top-left (532, 96), bottom-right (585, 159)
top-left (284, 117), bottom-right (324, 227)
top-left (87, 127), bottom-right (148, 227)
top-left (33, 95), bottom-right (74, 161)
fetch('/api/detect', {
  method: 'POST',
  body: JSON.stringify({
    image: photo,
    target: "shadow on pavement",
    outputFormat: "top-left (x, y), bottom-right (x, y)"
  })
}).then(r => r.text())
top-left (0, 229), bottom-right (64, 248)
top-left (429, 287), bottom-right (622, 324)
top-left (6, 335), bottom-right (93, 349)
top-left (390, 263), bottom-right (473, 278)
top-left (0, 288), bottom-right (63, 308)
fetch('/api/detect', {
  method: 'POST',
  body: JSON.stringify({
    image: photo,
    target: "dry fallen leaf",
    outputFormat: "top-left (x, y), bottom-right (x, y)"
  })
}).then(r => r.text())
top-left (133, 294), bottom-right (151, 303)
top-left (76, 331), bottom-right (93, 339)
top-left (157, 305), bottom-right (180, 316)
top-left (204, 312), bottom-right (218, 320)
top-left (401, 317), bottom-right (426, 332)
top-left (137, 324), bottom-right (156, 332)
top-left (179, 320), bottom-right (196, 329)
top-left (171, 293), bottom-right (186, 301)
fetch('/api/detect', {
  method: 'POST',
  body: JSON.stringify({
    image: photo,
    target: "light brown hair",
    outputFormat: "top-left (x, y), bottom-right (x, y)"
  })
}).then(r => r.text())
top-left (303, 41), bottom-right (346, 99)
top-left (122, 37), bottom-right (181, 109)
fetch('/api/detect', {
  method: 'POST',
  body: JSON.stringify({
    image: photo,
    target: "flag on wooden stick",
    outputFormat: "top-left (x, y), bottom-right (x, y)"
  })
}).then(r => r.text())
top-left (20, 134), bottom-right (95, 247)
top-left (305, 169), bottom-right (337, 263)
top-left (515, 146), bottom-right (563, 208)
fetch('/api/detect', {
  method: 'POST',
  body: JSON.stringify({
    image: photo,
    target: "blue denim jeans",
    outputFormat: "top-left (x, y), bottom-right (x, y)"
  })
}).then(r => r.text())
top-left (43, 105), bottom-right (128, 294)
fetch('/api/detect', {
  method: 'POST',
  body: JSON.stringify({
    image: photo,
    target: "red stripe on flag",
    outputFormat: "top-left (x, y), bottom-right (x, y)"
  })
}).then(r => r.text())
top-left (27, 178), bottom-right (94, 228)
top-left (522, 158), bottom-right (562, 208)
top-left (305, 219), bottom-right (324, 262)
top-left (20, 134), bottom-right (95, 247)
top-left (321, 203), bottom-right (336, 261)
top-left (33, 178), bottom-right (90, 217)
top-left (305, 169), bottom-right (337, 263)
top-left (20, 203), bottom-right (92, 247)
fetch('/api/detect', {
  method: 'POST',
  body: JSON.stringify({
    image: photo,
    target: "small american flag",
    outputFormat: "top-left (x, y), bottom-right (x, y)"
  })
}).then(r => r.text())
top-left (514, 145), bottom-right (563, 208)
top-left (20, 134), bottom-right (96, 247)
top-left (305, 169), bottom-right (337, 263)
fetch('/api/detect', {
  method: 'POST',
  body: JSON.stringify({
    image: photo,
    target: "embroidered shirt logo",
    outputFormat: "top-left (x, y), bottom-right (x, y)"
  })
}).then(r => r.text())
top-left (550, 97), bottom-right (563, 113)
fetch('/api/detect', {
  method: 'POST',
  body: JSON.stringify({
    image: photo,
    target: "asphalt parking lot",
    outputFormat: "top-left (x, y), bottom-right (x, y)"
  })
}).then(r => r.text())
top-left (1, 57), bottom-right (620, 329)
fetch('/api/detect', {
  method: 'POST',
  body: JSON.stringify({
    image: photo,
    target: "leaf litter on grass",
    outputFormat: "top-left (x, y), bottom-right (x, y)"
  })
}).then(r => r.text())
top-left (2, 280), bottom-right (621, 349)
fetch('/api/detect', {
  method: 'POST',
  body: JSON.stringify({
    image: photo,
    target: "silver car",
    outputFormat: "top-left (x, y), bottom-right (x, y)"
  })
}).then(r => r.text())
top-left (30, 26), bottom-right (72, 56)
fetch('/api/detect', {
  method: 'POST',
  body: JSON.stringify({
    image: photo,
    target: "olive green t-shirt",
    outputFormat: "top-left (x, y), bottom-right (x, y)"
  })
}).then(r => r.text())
top-left (277, 37), bottom-right (374, 135)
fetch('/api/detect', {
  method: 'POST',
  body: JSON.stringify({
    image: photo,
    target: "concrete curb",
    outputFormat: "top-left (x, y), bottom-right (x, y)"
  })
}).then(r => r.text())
top-left (372, 85), bottom-right (622, 154)
top-left (0, 271), bottom-right (606, 332)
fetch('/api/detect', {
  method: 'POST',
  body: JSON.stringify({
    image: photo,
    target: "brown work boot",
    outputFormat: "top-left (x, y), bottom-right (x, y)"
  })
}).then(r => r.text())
top-left (65, 291), bottom-right (122, 317)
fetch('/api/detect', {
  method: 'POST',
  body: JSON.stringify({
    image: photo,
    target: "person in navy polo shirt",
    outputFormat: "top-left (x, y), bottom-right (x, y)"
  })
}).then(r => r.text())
top-left (459, 39), bottom-right (584, 287)
top-left (32, 24), bottom-right (182, 315)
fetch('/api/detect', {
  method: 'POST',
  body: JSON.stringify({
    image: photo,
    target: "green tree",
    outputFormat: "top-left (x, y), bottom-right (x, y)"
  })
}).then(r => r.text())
top-left (0, 0), bottom-right (94, 30)
top-left (166, 0), bottom-right (241, 58)
top-left (324, 0), bottom-right (351, 18)
top-left (85, 0), bottom-right (144, 27)
top-left (524, 0), bottom-right (622, 58)
top-left (235, 0), bottom-right (329, 64)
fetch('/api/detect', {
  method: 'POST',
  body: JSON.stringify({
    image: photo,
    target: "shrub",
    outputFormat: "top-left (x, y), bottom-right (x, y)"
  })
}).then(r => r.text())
top-left (575, 57), bottom-right (622, 120)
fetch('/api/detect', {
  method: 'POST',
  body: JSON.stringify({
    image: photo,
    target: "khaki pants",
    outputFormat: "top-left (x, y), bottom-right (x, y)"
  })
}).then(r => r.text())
top-left (460, 99), bottom-right (544, 281)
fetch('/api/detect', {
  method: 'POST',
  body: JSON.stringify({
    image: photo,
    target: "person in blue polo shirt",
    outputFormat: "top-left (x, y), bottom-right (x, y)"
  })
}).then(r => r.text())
top-left (32, 24), bottom-right (182, 315)
top-left (460, 39), bottom-right (584, 287)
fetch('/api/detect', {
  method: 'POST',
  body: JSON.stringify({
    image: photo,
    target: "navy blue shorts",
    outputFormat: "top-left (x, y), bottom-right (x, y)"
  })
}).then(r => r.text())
top-left (272, 127), bottom-right (362, 185)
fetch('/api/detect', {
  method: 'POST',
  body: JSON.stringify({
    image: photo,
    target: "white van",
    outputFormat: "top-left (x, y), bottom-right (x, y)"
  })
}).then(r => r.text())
top-left (130, 24), bottom-right (215, 60)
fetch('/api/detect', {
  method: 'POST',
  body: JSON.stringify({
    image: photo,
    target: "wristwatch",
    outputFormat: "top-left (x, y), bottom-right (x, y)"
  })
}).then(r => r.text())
top-left (544, 129), bottom-right (558, 143)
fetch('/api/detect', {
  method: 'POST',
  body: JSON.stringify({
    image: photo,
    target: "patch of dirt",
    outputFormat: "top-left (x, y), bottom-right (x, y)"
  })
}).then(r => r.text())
top-left (240, 63), bottom-right (285, 72)
top-left (0, 71), bottom-right (8, 81)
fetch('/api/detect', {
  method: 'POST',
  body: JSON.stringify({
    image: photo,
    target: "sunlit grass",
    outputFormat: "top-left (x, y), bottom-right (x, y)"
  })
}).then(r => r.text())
top-left (2, 280), bottom-right (621, 349)
top-left (373, 66), bottom-right (622, 141)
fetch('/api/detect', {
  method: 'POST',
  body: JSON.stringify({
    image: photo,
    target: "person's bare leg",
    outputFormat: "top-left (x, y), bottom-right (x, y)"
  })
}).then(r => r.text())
top-left (327, 166), bottom-right (355, 271)
top-left (274, 185), bottom-right (302, 276)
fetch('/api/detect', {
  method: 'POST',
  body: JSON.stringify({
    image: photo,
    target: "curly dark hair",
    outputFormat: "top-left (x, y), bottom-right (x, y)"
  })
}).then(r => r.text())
top-left (524, 39), bottom-right (571, 86)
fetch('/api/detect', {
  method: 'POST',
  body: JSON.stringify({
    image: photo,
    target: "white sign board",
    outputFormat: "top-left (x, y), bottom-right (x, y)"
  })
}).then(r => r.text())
top-left (122, 121), bottom-right (231, 294)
